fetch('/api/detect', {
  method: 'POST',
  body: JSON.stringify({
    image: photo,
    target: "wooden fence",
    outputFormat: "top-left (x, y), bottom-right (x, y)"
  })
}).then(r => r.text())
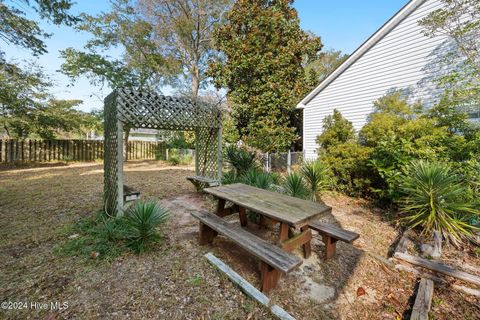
top-left (0, 139), bottom-right (166, 163)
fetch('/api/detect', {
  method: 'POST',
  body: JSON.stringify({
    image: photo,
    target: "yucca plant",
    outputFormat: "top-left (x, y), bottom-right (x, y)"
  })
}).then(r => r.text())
top-left (283, 172), bottom-right (310, 200)
top-left (301, 160), bottom-right (330, 201)
top-left (221, 171), bottom-right (239, 185)
top-left (123, 201), bottom-right (170, 253)
top-left (398, 160), bottom-right (480, 244)
top-left (241, 168), bottom-right (273, 190)
top-left (224, 144), bottom-right (257, 175)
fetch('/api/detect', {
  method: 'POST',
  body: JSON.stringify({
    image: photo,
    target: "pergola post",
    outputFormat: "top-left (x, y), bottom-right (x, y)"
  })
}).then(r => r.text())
top-left (116, 120), bottom-right (124, 216)
top-left (217, 126), bottom-right (223, 181)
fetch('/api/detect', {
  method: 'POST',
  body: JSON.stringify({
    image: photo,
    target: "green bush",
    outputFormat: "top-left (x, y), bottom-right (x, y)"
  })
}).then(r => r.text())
top-left (124, 201), bottom-right (170, 253)
top-left (241, 168), bottom-right (274, 190)
top-left (167, 154), bottom-right (180, 165)
top-left (397, 160), bottom-right (479, 244)
top-left (224, 144), bottom-right (257, 175)
top-left (320, 142), bottom-right (373, 197)
top-left (56, 212), bottom-right (127, 262)
top-left (282, 171), bottom-right (310, 199)
top-left (316, 109), bottom-right (356, 149)
top-left (300, 160), bottom-right (330, 201)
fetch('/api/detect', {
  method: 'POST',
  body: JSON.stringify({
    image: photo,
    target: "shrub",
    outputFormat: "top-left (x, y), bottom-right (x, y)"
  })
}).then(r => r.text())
top-left (167, 154), bottom-right (180, 165)
top-left (320, 142), bottom-right (373, 197)
top-left (316, 109), bottom-right (356, 149)
top-left (241, 168), bottom-right (274, 190)
top-left (221, 171), bottom-right (240, 185)
top-left (300, 160), bottom-right (330, 201)
top-left (397, 160), bottom-right (479, 244)
top-left (123, 201), bottom-right (170, 253)
top-left (283, 171), bottom-right (310, 199)
top-left (56, 212), bottom-right (127, 262)
top-left (224, 144), bottom-right (257, 175)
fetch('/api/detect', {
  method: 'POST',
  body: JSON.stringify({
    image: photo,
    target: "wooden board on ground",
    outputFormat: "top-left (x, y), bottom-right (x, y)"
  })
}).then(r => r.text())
top-left (394, 252), bottom-right (480, 286)
top-left (205, 253), bottom-right (296, 320)
top-left (204, 183), bottom-right (331, 227)
top-left (411, 278), bottom-right (434, 320)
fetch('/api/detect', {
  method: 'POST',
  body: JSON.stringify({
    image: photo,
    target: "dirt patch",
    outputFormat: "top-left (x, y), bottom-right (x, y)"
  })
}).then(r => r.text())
top-left (0, 162), bottom-right (478, 319)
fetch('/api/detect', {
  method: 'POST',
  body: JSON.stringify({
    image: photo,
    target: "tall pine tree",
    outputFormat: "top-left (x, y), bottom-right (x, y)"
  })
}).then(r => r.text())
top-left (208, 0), bottom-right (322, 152)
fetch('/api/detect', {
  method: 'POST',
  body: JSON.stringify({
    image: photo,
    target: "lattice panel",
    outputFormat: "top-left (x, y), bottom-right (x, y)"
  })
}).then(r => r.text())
top-left (103, 88), bottom-right (222, 216)
top-left (115, 88), bottom-right (221, 131)
top-left (104, 91), bottom-right (121, 215)
top-left (196, 127), bottom-right (219, 179)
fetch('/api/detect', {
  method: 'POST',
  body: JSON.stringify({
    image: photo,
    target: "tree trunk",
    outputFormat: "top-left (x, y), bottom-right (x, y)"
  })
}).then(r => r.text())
top-left (191, 65), bottom-right (200, 99)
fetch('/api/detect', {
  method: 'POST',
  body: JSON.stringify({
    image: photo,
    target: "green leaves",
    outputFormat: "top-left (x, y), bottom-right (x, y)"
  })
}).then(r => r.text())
top-left (283, 171), bottom-right (310, 200)
top-left (209, 0), bottom-right (322, 151)
top-left (124, 201), bottom-right (170, 254)
top-left (300, 160), bottom-right (330, 201)
top-left (224, 144), bottom-right (258, 175)
top-left (398, 160), bottom-right (479, 244)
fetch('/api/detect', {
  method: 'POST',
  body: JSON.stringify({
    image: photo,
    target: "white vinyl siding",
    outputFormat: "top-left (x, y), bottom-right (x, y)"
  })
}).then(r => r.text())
top-left (302, 0), bottom-right (451, 159)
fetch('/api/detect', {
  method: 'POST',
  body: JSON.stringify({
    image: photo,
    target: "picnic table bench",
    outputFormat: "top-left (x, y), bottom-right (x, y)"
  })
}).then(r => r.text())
top-left (308, 221), bottom-right (360, 259)
top-left (186, 175), bottom-right (220, 191)
top-left (192, 210), bottom-right (302, 292)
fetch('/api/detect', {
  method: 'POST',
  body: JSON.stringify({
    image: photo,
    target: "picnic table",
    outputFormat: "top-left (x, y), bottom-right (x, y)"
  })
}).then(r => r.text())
top-left (204, 183), bottom-right (332, 258)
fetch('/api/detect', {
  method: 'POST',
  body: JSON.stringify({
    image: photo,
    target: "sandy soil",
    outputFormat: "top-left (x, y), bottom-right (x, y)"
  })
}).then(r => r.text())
top-left (0, 160), bottom-right (478, 319)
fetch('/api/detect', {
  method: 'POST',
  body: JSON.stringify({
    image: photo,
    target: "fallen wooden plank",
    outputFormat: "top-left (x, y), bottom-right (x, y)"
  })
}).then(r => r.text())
top-left (394, 252), bottom-right (480, 286)
top-left (395, 264), bottom-right (480, 297)
top-left (205, 252), bottom-right (295, 320)
top-left (411, 278), bottom-right (434, 320)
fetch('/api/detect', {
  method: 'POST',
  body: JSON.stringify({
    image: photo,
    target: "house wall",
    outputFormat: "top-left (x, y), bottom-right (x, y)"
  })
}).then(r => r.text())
top-left (302, 0), bottom-right (452, 159)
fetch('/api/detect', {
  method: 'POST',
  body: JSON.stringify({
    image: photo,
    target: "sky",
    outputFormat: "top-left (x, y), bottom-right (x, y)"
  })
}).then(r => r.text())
top-left (3, 0), bottom-right (409, 112)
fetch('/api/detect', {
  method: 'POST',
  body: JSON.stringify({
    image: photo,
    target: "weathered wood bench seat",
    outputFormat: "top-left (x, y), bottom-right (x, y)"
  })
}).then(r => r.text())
top-left (191, 210), bottom-right (302, 292)
top-left (187, 175), bottom-right (219, 191)
top-left (123, 185), bottom-right (140, 202)
top-left (308, 221), bottom-right (359, 259)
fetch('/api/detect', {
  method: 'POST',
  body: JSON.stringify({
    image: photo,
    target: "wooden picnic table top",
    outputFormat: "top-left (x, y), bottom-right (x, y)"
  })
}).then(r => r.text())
top-left (204, 183), bottom-right (332, 227)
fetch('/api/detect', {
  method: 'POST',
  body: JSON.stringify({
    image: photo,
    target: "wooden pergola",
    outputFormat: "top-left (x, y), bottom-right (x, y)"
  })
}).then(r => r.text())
top-left (103, 88), bottom-right (222, 216)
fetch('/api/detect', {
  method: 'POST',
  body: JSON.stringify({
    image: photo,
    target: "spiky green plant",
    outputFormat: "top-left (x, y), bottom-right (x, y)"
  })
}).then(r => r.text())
top-left (241, 168), bottom-right (273, 190)
top-left (283, 172), bottom-right (310, 199)
top-left (224, 144), bottom-right (257, 175)
top-left (301, 160), bottom-right (330, 201)
top-left (221, 171), bottom-right (239, 185)
top-left (124, 201), bottom-right (170, 253)
top-left (398, 160), bottom-right (479, 243)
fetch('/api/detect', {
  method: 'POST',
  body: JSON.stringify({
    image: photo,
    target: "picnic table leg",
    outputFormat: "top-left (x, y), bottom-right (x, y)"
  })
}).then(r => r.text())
top-left (238, 206), bottom-right (248, 227)
top-left (278, 222), bottom-right (289, 244)
top-left (323, 235), bottom-right (338, 259)
top-left (260, 262), bottom-right (280, 292)
top-left (301, 226), bottom-right (311, 259)
top-left (216, 198), bottom-right (226, 217)
top-left (199, 223), bottom-right (217, 245)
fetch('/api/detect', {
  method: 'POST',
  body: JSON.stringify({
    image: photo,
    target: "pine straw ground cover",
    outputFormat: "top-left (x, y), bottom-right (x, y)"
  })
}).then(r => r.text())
top-left (0, 160), bottom-right (478, 319)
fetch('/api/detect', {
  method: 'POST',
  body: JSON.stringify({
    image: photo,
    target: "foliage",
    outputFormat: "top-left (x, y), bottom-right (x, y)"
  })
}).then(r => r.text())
top-left (321, 142), bottom-right (373, 197)
top-left (241, 168), bottom-right (274, 190)
top-left (397, 160), bottom-right (479, 243)
top-left (221, 170), bottom-right (240, 185)
top-left (139, 0), bottom-right (232, 97)
top-left (208, 0), bottom-right (322, 151)
top-left (282, 171), bottom-right (310, 200)
top-left (419, 0), bottom-right (480, 109)
top-left (300, 160), bottom-right (330, 201)
top-left (316, 109), bottom-right (371, 196)
top-left (224, 144), bottom-right (257, 175)
top-left (0, 0), bottom-right (79, 56)
top-left (305, 49), bottom-right (348, 82)
top-left (57, 211), bottom-right (127, 262)
top-left (123, 201), bottom-right (170, 253)
top-left (316, 109), bottom-right (356, 149)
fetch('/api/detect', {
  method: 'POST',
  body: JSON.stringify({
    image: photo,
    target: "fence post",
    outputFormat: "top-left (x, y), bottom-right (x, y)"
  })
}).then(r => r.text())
top-left (287, 150), bottom-right (291, 173)
top-left (265, 152), bottom-right (270, 172)
top-left (166, 148), bottom-right (169, 161)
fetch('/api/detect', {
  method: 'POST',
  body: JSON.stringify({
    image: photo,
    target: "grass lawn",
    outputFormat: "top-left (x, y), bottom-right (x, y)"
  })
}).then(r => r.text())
top-left (0, 160), bottom-right (479, 319)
